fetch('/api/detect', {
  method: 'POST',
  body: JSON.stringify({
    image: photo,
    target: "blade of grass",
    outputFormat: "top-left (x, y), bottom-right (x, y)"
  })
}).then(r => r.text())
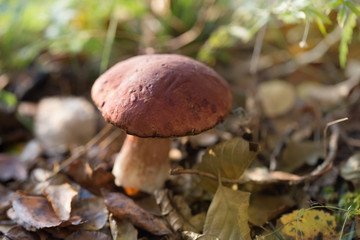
top-left (100, 2), bottom-right (119, 74)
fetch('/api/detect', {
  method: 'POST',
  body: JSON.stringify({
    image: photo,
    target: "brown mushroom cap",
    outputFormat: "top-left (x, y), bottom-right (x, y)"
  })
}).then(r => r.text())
top-left (91, 54), bottom-right (232, 137)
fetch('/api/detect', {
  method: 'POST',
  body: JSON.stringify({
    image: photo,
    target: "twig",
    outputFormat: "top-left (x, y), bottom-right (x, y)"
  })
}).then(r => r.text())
top-left (47, 124), bottom-right (117, 179)
top-left (171, 117), bottom-right (348, 185)
top-left (323, 117), bottom-right (348, 161)
top-left (170, 168), bottom-right (245, 184)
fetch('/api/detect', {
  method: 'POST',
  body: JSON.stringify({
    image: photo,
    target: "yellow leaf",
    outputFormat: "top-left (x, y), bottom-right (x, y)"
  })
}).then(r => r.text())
top-left (277, 209), bottom-right (340, 239)
top-left (198, 137), bottom-right (259, 192)
top-left (204, 185), bottom-right (251, 240)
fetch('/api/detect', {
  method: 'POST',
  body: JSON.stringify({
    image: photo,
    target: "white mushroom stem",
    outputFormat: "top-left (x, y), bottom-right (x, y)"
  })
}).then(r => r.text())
top-left (112, 135), bottom-right (171, 193)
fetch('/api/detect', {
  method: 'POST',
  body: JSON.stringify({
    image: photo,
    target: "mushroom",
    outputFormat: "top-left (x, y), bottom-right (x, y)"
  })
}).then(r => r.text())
top-left (91, 54), bottom-right (232, 193)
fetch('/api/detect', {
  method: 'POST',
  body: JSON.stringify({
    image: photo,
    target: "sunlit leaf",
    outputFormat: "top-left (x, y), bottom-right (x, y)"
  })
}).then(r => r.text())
top-left (198, 137), bottom-right (259, 192)
top-left (315, 17), bottom-right (328, 35)
top-left (43, 183), bottom-right (78, 221)
top-left (345, 1), bottom-right (360, 16)
top-left (339, 12), bottom-right (357, 68)
top-left (337, 4), bottom-right (347, 27)
top-left (12, 193), bottom-right (62, 230)
top-left (276, 209), bottom-right (340, 239)
top-left (204, 185), bottom-right (251, 240)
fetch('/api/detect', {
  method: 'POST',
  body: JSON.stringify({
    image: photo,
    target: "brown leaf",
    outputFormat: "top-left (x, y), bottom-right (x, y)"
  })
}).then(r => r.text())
top-left (4, 225), bottom-right (39, 240)
top-left (248, 194), bottom-right (295, 226)
top-left (0, 186), bottom-right (13, 215)
top-left (102, 190), bottom-right (171, 236)
top-left (66, 158), bottom-right (116, 195)
top-left (0, 154), bottom-right (27, 181)
top-left (12, 192), bottom-right (62, 230)
top-left (65, 230), bottom-right (112, 240)
top-left (109, 214), bottom-right (138, 240)
top-left (71, 197), bottom-right (108, 230)
top-left (43, 183), bottom-right (78, 221)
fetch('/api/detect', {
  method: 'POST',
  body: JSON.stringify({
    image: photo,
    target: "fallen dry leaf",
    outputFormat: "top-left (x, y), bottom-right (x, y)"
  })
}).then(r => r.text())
top-left (203, 185), bottom-right (251, 240)
top-left (155, 189), bottom-right (203, 233)
top-left (3, 225), bottom-right (39, 240)
top-left (71, 197), bottom-right (108, 230)
top-left (0, 154), bottom-right (27, 181)
top-left (279, 140), bottom-right (323, 172)
top-left (102, 190), bottom-right (171, 236)
top-left (248, 194), bottom-right (295, 226)
top-left (275, 209), bottom-right (340, 239)
top-left (43, 183), bottom-right (78, 221)
top-left (0, 186), bottom-right (13, 215)
top-left (109, 213), bottom-right (138, 240)
top-left (66, 158), bottom-right (116, 195)
top-left (198, 137), bottom-right (259, 192)
top-left (64, 229), bottom-right (112, 240)
top-left (12, 192), bottom-right (62, 230)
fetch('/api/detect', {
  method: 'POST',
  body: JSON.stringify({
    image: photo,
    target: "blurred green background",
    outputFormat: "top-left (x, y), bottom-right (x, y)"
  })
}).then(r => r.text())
top-left (2, 0), bottom-right (359, 73)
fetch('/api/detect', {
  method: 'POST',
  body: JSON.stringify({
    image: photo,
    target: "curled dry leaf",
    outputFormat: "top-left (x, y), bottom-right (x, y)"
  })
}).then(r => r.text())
top-left (109, 213), bottom-right (138, 240)
top-left (155, 189), bottom-right (203, 233)
top-left (0, 154), bottom-right (27, 182)
top-left (71, 197), bottom-right (108, 230)
top-left (198, 137), bottom-right (259, 192)
top-left (43, 183), bottom-right (78, 221)
top-left (204, 185), bottom-right (251, 240)
top-left (12, 192), bottom-right (62, 230)
top-left (102, 190), bottom-right (171, 236)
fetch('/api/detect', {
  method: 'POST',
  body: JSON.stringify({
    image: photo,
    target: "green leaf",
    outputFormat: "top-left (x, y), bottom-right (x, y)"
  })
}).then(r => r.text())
top-left (305, 7), bottom-right (332, 24)
top-left (315, 17), bottom-right (327, 35)
top-left (0, 89), bottom-right (17, 111)
top-left (204, 185), bottom-right (251, 240)
top-left (328, 0), bottom-right (344, 9)
top-left (339, 12), bottom-right (357, 68)
top-left (198, 137), bottom-right (259, 192)
top-left (337, 4), bottom-right (348, 27)
top-left (345, 1), bottom-right (360, 15)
